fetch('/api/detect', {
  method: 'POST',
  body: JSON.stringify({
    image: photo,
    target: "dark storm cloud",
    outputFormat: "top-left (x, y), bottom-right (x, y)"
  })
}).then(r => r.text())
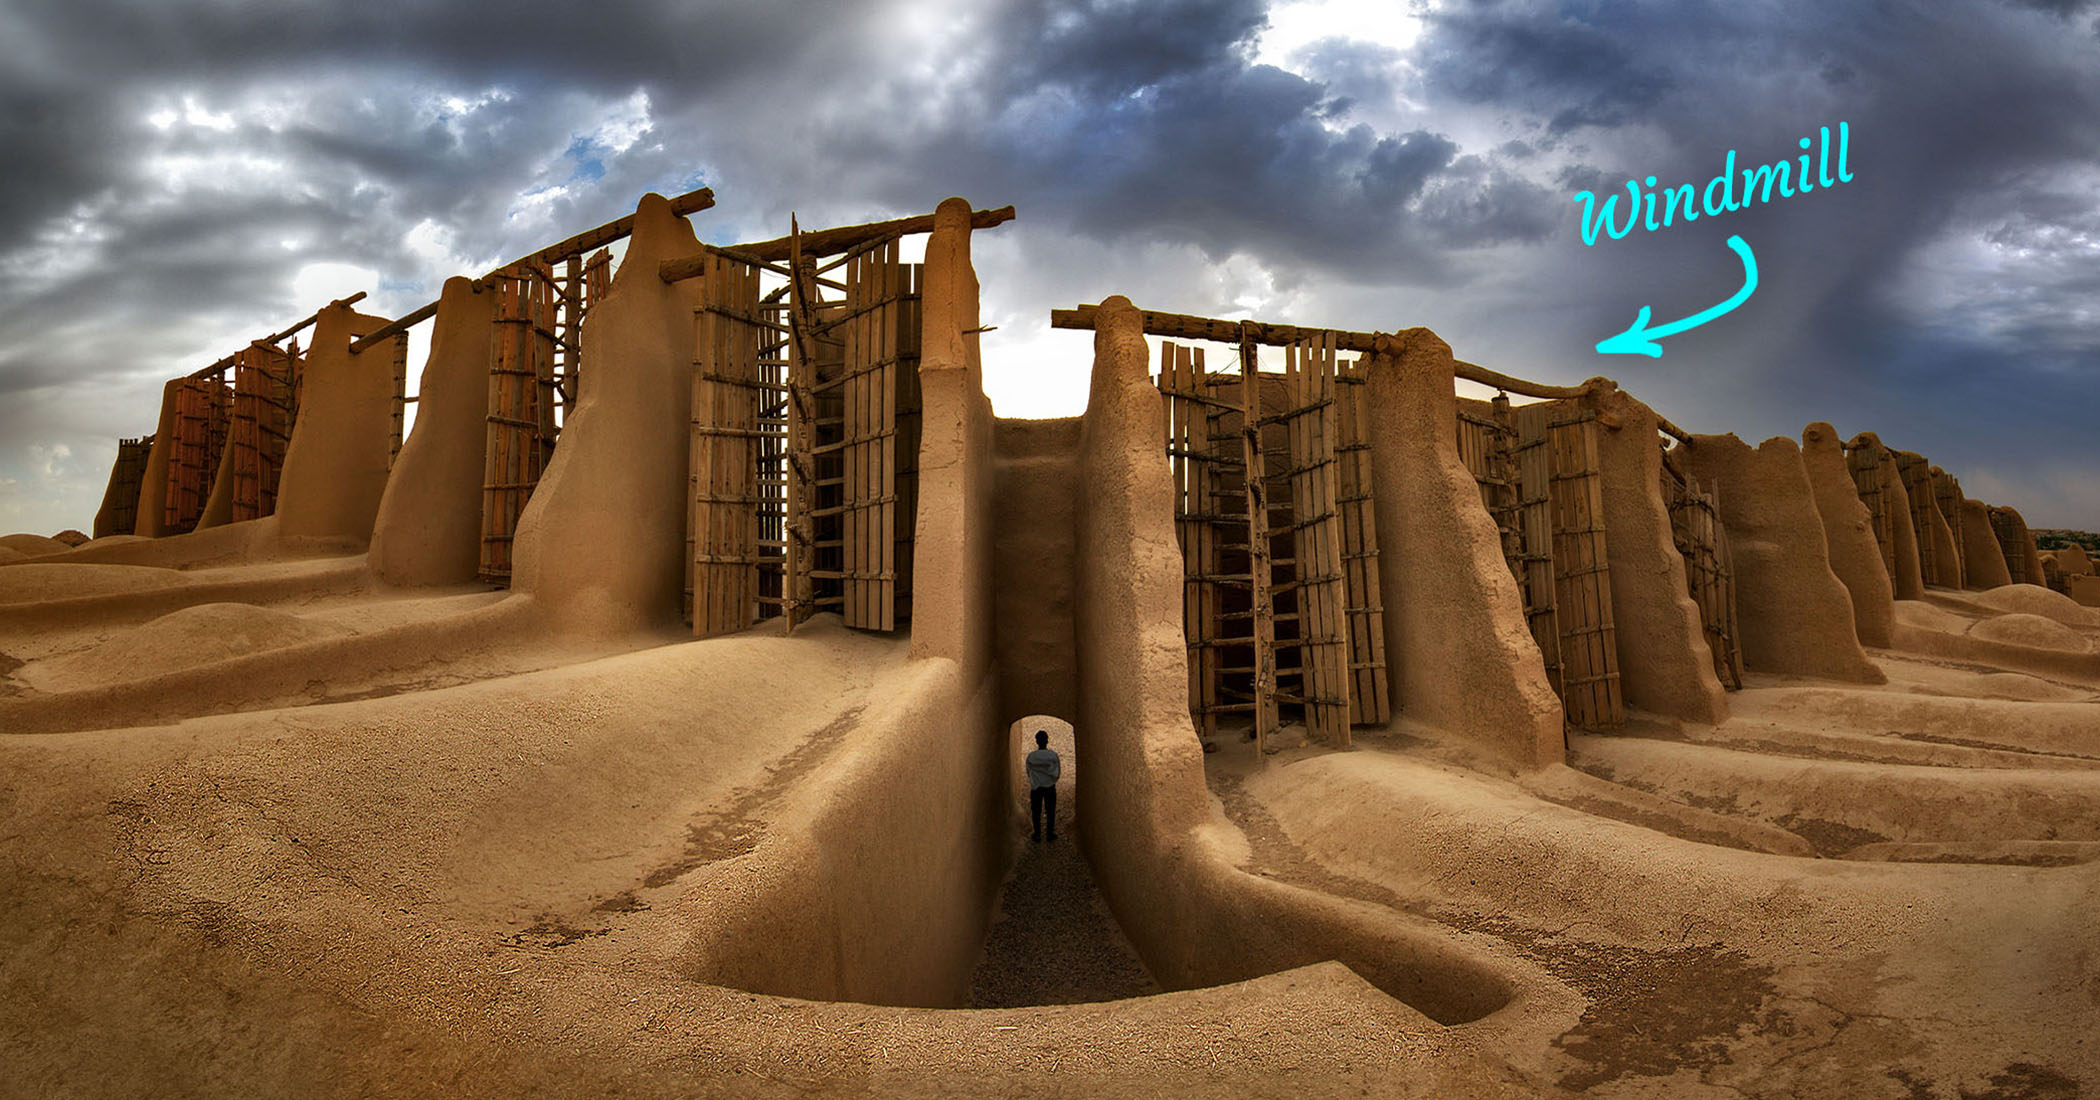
top-left (1393, 0), bottom-right (2100, 524)
top-left (0, 0), bottom-right (2096, 532)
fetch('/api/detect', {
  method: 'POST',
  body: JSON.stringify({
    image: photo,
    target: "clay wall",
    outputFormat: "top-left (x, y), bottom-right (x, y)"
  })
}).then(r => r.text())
top-left (991, 416), bottom-right (1081, 722)
top-left (272, 303), bottom-right (403, 546)
top-left (906, 198), bottom-right (997, 682)
top-left (1959, 499), bottom-right (2013, 589)
top-left (677, 661), bottom-right (1005, 1007)
top-left (1589, 386), bottom-right (1728, 723)
top-left (369, 277), bottom-right (499, 587)
top-left (1680, 434), bottom-right (1882, 682)
top-left (507, 194), bottom-right (704, 635)
top-left (1364, 330), bottom-right (1563, 769)
top-left (1800, 423), bottom-right (1895, 647)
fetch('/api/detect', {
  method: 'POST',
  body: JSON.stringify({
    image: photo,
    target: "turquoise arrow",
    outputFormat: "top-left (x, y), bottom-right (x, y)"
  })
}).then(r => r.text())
top-left (1595, 234), bottom-right (1759, 357)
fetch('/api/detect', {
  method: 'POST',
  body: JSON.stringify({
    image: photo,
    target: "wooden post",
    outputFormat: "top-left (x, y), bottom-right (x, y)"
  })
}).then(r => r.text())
top-left (783, 221), bottom-right (818, 631)
top-left (388, 334), bottom-right (410, 467)
top-left (1334, 358), bottom-right (1389, 726)
top-left (1239, 324), bottom-right (1278, 755)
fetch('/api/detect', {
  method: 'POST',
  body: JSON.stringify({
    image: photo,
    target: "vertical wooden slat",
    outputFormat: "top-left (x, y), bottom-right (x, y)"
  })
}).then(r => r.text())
top-left (893, 263), bottom-right (921, 627)
top-left (1284, 333), bottom-right (1349, 746)
top-left (1238, 326), bottom-right (1278, 755)
top-left (478, 266), bottom-right (555, 583)
top-left (877, 240), bottom-right (899, 631)
top-left (388, 333), bottom-right (409, 467)
top-left (1334, 358), bottom-right (1388, 725)
top-left (783, 225), bottom-right (817, 630)
top-left (1513, 405), bottom-right (1562, 696)
top-left (688, 253), bottom-right (766, 636)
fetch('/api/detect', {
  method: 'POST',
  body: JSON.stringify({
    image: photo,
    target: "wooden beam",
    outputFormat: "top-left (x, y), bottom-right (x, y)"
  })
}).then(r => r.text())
top-left (660, 205), bottom-right (1016, 282)
top-left (348, 298), bottom-right (439, 354)
top-left (1050, 302), bottom-right (1596, 401)
top-left (520, 186), bottom-right (716, 269)
top-left (189, 291), bottom-right (367, 379)
top-left (349, 186), bottom-right (717, 353)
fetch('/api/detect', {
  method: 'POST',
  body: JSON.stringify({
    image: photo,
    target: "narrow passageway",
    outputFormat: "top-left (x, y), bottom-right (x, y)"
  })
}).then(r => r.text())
top-left (967, 718), bottom-right (1159, 1007)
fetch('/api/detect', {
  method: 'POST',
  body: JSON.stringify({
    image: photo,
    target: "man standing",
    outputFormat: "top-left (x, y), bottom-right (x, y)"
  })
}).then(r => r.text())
top-left (1026, 729), bottom-right (1061, 842)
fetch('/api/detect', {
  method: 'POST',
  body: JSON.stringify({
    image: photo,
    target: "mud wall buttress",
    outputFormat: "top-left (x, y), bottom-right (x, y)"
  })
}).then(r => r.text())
top-left (1590, 387), bottom-right (1728, 724)
top-left (273, 304), bottom-right (403, 546)
top-left (1681, 435), bottom-right (1883, 683)
top-left (906, 197), bottom-right (997, 684)
top-left (1801, 423), bottom-right (1895, 647)
top-left (370, 277), bottom-right (499, 587)
top-left (1365, 330), bottom-right (1562, 770)
top-left (508, 194), bottom-right (703, 634)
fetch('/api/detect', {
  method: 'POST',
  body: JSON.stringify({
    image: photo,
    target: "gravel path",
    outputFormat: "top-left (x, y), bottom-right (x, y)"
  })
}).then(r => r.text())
top-left (968, 727), bottom-right (1159, 1007)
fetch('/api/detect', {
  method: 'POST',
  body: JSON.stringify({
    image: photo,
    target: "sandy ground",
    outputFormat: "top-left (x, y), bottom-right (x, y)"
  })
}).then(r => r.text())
top-left (3, 554), bottom-right (2097, 1097)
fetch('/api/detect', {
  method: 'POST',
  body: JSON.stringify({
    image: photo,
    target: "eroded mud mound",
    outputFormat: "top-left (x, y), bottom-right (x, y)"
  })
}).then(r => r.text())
top-left (1969, 613), bottom-right (2092, 653)
top-left (0, 532), bottom-right (73, 557)
top-left (19, 602), bottom-right (350, 692)
top-left (0, 562), bottom-right (193, 603)
top-left (1971, 584), bottom-right (2100, 628)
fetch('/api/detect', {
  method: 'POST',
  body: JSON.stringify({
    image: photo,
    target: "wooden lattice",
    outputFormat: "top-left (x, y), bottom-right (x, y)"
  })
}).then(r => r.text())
top-left (479, 266), bottom-right (558, 583)
top-left (96, 436), bottom-right (154, 537)
top-left (229, 344), bottom-right (296, 521)
top-left (1163, 342), bottom-right (1226, 743)
top-left (1512, 404), bottom-right (1623, 729)
top-left (1157, 330), bottom-right (1381, 752)
top-left (1663, 458), bottom-right (1746, 687)
top-left (688, 251), bottom-right (766, 636)
top-left (1281, 334), bottom-right (1350, 746)
top-left (164, 376), bottom-right (230, 534)
top-left (686, 231), bottom-right (921, 636)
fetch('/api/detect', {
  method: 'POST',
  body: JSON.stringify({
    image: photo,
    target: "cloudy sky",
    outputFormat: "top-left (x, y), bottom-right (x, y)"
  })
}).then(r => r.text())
top-left (2, 0), bottom-right (2096, 535)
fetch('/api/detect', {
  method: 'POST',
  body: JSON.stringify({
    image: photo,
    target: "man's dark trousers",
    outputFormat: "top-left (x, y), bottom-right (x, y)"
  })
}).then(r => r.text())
top-left (1030, 785), bottom-right (1057, 840)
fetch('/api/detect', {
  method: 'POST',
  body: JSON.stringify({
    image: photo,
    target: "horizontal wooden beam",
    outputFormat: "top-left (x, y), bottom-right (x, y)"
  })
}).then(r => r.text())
top-left (662, 204), bottom-right (1016, 282)
top-left (348, 299), bottom-right (439, 355)
top-left (344, 186), bottom-right (715, 354)
top-left (1051, 304), bottom-right (1376, 353)
top-left (188, 291), bottom-right (367, 378)
top-left (1049, 302), bottom-right (1594, 401)
top-left (521, 185), bottom-right (715, 269)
